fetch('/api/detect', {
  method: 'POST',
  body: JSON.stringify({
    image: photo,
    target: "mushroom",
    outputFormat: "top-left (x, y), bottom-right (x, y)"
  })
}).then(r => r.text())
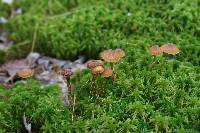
top-left (115, 48), bottom-right (126, 59)
top-left (161, 43), bottom-right (180, 55)
top-left (87, 60), bottom-right (103, 69)
top-left (100, 49), bottom-right (125, 81)
top-left (101, 68), bottom-right (113, 78)
top-left (17, 68), bottom-right (34, 79)
top-left (87, 60), bottom-right (104, 96)
top-left (91, 65), bottom-right (104, 75)
top-left (149, 45), bottom-right (163, 56)
top-left (148, 45), bottom-right (164, 67)
top-left (61, 68), bottom-right (73, 104)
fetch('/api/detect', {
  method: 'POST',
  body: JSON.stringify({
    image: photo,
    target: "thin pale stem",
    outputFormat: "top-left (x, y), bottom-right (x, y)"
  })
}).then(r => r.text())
top-left (67, 77), bottom-right (73, 105)
top-left (30, 23), bottom-right (39, 53)
top-left (71, 95), bottom-right (76, 122)
top-left (110, 63), bottom-right (115, 82)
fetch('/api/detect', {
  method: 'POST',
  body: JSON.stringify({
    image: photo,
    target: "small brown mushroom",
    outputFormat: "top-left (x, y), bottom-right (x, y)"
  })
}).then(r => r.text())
top-left (91, 66), bottom-right (104, 75)
top-left (62, 68), bottom-right (73, 103)
top-left (87, 60), bottom-right (104, 96)
top-left (17, 68), bottom-right (34, 79)
top-left (100, 49), bottom-right (125, 81)
top-left (115, 49), bottom-right (126, 59)
top-left (101, 68), bottom-right (113, 78)
top-left (87, 60), bottom-right (103, 69)
top-left (161, 43), bottom-right (180, 55)
top-left (100, 49), bottom-right (120, 63)
top-left (149, 45), bottom-right (163, 56)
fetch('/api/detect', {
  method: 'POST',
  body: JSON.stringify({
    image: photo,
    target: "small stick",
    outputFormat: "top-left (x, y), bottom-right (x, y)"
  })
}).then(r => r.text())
top-left (71, 95), bottom-right (76, 122)
top-left (110, 63), bottom-right (115, 82)
top-left (30, 23), bottom-right (39, 53)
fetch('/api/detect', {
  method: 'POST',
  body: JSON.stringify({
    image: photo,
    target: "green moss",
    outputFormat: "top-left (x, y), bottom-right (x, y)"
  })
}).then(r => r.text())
top-left (1, 0), bottom-right (200, 132)
top-left (5, 0), bottom-right (200, 60)
top-left (0, 80), bottom-right (71, 132)
top-left (5, 40), bottom-right (31, 60)
top-left (0, 0), bottom-right (11, 18)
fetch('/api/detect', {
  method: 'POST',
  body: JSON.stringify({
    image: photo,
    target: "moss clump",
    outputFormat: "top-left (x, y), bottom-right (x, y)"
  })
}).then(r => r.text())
top-left (0, 80), bottom-right (71, 132)
top-left (5, 0), bottom-right (200, 60)
top-left (73, 59), bottom-right (200, 132)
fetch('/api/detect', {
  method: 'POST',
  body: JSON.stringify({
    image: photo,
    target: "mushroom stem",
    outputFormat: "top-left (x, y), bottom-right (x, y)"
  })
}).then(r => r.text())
top-left (110, 63), bottom-right (115, 82)
top-left (91, 74), bottom-right (97, 96)
top-left (66, 77), bottom-right (73, 105)
top-left (71, 95), bottom-right (76, 122)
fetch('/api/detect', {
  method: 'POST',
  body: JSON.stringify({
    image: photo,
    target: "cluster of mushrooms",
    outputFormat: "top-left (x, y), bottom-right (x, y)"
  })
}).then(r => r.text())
top-left (149, 43), bottom-right (180, 56)
top-left (15, 48), bottom-right (125, 104)
top-left (87, 49), bottom-right (125, 97)
top-left (14, 45), bottom-right (180, 105)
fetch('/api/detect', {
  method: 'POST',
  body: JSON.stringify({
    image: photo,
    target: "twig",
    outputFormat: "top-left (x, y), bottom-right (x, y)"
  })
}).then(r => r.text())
top-left (23, 113), bottom-right (32, 133)
top-left (30, 23), bottom-right (39, 53)
top-left (71, 95), bottom-right (76, 122)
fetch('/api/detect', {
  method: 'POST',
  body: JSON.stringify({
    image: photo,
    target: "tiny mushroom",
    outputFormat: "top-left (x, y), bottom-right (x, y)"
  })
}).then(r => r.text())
top-left (100, 49), bottom-right (125, 81)
top-left (91, 65), bottom-right (104, 75)
top-left (87, 60), bottom-right (104, 96)
top-left (87, 60), bottom-right (103, 69)
top-left (149, 45), bottom-right (163, 56)
top-left (17, 68), bottom-right (34, 79)
top-left (161, 43), bottom-right (180, 55)
top-left (101, 68), bottom-right (113, 78)
top-left (100, 49), bottom-right (120, 63)
top-left (115, 48), bottom-right (126, 59)
top-left (61, 68), bottom-right (73, 105)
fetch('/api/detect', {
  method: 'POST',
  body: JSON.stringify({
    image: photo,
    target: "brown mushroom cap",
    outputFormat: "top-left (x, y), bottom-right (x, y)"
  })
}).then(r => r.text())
top-left (100, 49), bottom-right (125, 63)
top-left (62, 68), bottom-right (73, 78)
top-left (149, 45), bottom-right (163, 56)
top-left (161, 43), bottom-right (180, 55)
top-left (91, 66), bottom-right (104, 75)
top-left (115, 49), bottom-right (125, 58)
top-left (101, 68), bottom-right (113, 78)
top-left (17, 68), bottom-right (34, 79)
top-left (87, 60), bottom-right (103, 69)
